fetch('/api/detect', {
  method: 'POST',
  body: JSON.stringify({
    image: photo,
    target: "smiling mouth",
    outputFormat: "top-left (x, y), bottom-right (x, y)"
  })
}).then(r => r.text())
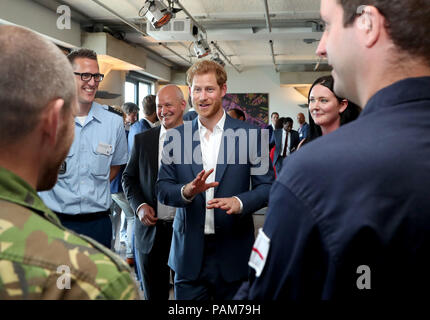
top-left (83, 87), bottom-right (95, 93)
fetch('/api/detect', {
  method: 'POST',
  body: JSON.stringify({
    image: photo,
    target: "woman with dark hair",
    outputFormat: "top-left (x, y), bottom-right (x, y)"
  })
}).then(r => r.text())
top-left (298, 75), bottom-right (361, 148)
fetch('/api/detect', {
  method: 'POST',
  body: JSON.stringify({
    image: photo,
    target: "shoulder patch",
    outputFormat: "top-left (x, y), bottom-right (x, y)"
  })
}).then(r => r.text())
top-left (107, 106), bottom-right (123, 117)
top-left (248, 228), bottom-right (271, 277)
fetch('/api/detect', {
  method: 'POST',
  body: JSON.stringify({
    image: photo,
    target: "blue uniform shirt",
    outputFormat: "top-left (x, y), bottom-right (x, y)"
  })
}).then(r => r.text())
top-left (40, 102), bottom-right (128, 214)
top-left (298, 122), bottom-right (309, 141)
top-left (237, 77), bottom-right (430, 299)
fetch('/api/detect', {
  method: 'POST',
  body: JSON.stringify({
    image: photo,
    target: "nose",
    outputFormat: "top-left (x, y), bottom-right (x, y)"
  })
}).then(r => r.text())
top-left (316, 31), bottom-right (327, 58)
top-left (199, 90), bottom-right (208, 101)
top-left (87, 76), bottom-right (97, 87)
top-left (161, 105), bottom-right (168, 117)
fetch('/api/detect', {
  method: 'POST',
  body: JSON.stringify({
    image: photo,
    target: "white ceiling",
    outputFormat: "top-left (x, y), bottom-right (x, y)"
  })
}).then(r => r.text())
top-left (49, 0), bottom-right (327, 72)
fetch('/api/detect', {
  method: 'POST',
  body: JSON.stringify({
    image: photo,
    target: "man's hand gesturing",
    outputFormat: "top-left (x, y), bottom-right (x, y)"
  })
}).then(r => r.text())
top-left (183, 168), bottom-right (219, 199)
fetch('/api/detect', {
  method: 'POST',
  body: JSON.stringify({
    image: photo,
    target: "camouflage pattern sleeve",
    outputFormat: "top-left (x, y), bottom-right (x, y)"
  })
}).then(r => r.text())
top-left (0, 200), bottom-right (138, 300)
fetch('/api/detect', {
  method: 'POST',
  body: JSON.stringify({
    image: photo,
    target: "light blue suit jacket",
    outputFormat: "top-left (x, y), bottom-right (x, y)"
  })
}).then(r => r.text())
top-left (156, 115), bottom-right (274, 282)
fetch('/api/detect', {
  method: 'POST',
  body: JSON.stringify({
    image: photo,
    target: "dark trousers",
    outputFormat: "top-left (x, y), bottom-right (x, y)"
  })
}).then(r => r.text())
top-left (174, 235), bottom-right (244, 300)
top-left (55, 211), bottom-right (112, 249)
top-left (136, 219), bottom-right (174, 300)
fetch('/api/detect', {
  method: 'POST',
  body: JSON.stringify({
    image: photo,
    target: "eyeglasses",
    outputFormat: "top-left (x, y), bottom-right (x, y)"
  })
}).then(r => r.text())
top-left (73, 72), bottom-right (104, 82)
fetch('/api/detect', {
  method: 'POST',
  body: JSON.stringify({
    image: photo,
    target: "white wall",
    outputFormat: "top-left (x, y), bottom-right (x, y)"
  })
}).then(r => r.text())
top-left (224, 66), bottom-right (309, 130)
top-left (95, 70), bottom-right (126, 108)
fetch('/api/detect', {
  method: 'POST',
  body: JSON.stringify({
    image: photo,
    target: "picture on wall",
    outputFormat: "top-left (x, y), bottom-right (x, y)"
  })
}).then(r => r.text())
top-left (222, 93), bottom-right (269, 129)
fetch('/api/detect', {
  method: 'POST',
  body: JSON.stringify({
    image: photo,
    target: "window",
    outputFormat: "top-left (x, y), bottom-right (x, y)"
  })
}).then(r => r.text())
top-left (126, 72), bottom-right (156, 120)
top-left (124, 81), bottom-right (136, 104)
top-left (138, 82), bottom-right (151, 119)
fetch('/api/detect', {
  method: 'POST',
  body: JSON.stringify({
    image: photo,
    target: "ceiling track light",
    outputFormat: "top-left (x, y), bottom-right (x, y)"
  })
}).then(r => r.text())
top-left (210, 52), bottom-right (225, 67)
top-left (193, 32), bottom-right (211, 58)
top-left (139, 0), bottom-right (181, 29)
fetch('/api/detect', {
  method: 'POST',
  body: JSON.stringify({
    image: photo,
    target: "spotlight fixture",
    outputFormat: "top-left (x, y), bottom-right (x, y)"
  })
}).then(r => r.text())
top-left (139, 0), bottom-right (181, 29)
top-left (193, 32), bottom-right (211, 58)
top-left (210, 53), bottom-right (225, 67)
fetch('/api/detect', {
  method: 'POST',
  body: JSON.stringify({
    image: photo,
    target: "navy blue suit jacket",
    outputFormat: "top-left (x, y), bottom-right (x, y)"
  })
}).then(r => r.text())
top-left (156, 115), bottom-right (274, 282)
top-left (237, 77), bottom-right (430, 299)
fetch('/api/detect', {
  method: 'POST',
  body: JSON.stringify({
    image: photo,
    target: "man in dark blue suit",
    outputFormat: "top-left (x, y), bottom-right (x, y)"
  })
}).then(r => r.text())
top-left (157, 60), bottom-right (274, 300)
top-left (270, 117), bottom-right (300, 175)
top-left (235, 0), bottom-right (430, 299)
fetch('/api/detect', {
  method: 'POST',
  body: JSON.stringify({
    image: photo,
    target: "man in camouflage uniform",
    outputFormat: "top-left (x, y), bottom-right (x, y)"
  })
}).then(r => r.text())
top-left (0, 25), bottom-right (138, 299)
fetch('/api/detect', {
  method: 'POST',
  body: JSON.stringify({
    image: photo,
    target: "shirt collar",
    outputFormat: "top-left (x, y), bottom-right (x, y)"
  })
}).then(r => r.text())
top-left (0, 166), bottom-right (62, 226)
top-left (160, 124), bottom-right (167, 139)
top-left (362, 77), bottom-right (430, 116)
top-left (144, 117), bottom-right (157, 128)
top-left (198, 110), bottom-right (226, 136)
top-left (75, 101), bottom-right (103, 125)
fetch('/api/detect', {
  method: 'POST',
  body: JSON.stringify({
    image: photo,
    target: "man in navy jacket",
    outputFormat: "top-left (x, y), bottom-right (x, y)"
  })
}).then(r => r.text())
top-left (157, 60), bottom-right (274, 300)
top-left (236, 0), bottom-right (430, 299)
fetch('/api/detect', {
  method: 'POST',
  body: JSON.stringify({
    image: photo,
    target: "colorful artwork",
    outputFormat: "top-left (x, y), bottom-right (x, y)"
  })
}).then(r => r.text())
top-left (222, 93), bottom-right (269, 128)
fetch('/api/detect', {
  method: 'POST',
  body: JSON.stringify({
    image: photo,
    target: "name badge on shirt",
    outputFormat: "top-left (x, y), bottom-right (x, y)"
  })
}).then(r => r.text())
top-left (248, 228), bottom-right (271, 277)
top-left (96, 142), bottom-right (113, 156)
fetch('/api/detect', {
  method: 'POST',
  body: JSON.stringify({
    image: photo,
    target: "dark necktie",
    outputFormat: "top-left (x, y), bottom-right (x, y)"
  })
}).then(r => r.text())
top-left (282, 132), bottom-right (288, 157)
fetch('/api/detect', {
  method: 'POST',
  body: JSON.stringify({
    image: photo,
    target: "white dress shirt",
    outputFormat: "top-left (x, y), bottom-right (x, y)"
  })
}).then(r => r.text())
top-left (281, 129), bottom-right (292, 157)
top-left (198, 112), bottom-right (226, 234)
top-left (181, 111), bottom-right (243, 234)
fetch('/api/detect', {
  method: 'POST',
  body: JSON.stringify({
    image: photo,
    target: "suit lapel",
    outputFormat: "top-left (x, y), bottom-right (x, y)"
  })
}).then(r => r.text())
top-left (215, 116), bottom-right (238, 189)
top-left (190, 118), bottom-right (204, 178)
top-left (149, 126), bottom-right (161, 174)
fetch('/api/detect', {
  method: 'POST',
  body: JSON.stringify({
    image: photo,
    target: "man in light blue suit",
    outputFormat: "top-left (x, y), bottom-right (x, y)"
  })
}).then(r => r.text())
top-left (127, 95), bottom-right (157, 153)
top-left (157, 60), bottom-right (274, 300)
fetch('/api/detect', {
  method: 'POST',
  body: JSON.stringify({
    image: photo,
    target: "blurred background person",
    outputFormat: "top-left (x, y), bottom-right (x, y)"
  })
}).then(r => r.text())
top-left (128, 95), bottom-right (157, 152)
top-left (110, 102), bottom-right (140, 267)
top-left (227, 108), bottom-right (246, 121)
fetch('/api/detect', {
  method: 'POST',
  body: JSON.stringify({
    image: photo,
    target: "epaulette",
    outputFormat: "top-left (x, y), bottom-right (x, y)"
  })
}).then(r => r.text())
top-left (107, 106), bottom-right (123, 117)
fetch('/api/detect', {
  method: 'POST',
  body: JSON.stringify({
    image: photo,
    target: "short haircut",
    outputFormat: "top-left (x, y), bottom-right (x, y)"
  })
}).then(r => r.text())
top-left (122, 102), bottom-right (139, 115)
top-left (67, 48), bottom-right (98, 66)
top-left (284, 117), bottom-right (294, 125)
top-left (142, 94), bottom-right (156, 116)
top-left (271, 112), bottom-right (279, 118)
top-left (158, 84), bottom-right (185, 102)
top-left (338, 0), bottom-right (430, 65)
top-left (229, 108), bottom-right (246, 120)
top-left (275, 118), bottom-right (284, 130)
top-left (0, 25), bottom-right (75, 147)
top-left (186, 60), bottom-right (227, 87)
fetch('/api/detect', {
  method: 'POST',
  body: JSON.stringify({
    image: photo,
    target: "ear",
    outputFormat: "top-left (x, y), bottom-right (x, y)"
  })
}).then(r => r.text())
top-left (41, 98), bottom-right (65, 147)
top-left (181, 98), bottom-right (187, 112)
top-left (357, 5), bottom-right (384, 48)
top-left (339, 99), bottom-right (349, 114)
top-left (220, 83), bottom-right (227, 98)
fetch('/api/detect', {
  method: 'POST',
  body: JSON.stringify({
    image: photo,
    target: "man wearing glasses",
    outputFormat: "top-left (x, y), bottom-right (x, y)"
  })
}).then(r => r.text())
top-left (40, 49), bottom-right (128, 249)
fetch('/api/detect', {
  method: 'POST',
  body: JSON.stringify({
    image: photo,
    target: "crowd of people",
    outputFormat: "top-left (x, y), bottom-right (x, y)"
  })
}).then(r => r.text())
top-left (1, 0), bottom-right (429, 301)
